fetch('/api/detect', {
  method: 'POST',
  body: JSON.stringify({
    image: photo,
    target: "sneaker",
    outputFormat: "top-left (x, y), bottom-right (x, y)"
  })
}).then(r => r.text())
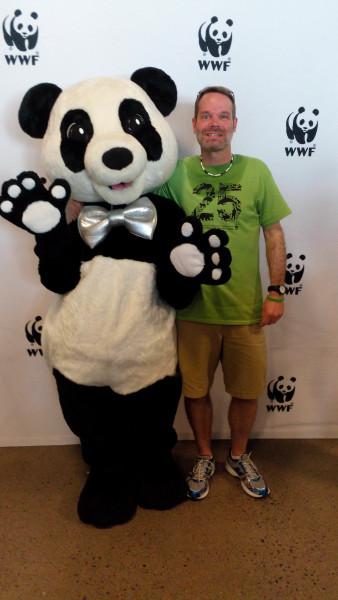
top-left (186, 456), bottom-right (215, 500)
top-left (225, 450), bottom-right (270, 498)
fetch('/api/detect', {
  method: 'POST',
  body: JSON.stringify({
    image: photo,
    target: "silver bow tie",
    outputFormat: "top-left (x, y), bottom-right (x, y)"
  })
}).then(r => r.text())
top-left (78, 196), bottom-right (157, 249)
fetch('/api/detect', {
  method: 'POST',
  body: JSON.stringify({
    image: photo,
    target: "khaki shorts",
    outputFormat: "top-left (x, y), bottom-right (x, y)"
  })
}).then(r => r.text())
top-left (176, 320), bottom-right (267, 400)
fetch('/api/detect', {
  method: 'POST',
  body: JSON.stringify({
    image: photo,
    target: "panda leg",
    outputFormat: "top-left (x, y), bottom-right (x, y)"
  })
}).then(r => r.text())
top-left (127, 373), bottom-right (188, 510)
top-left (53, 370), bottom-right (137, 528)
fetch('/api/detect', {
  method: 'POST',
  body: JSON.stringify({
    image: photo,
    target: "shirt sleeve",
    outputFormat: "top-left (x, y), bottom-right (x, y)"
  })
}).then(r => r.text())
top-left (259, 165), bottom-right (292, 228)
top-left (153, 181), bottom-right (173, 199)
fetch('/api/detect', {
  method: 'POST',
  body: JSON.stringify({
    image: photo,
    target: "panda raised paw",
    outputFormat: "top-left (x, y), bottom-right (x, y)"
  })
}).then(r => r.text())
top-left (170, 216), bottom-right (232, 285)
top-left (0, 171), bottom-right (71, 235)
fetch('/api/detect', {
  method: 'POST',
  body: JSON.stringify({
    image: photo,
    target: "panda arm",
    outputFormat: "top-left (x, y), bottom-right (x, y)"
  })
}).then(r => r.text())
top-left (34, 221), bottom-right (82, 294)
top-left (156, 261), bottom-right (200, 309)
top-left (0, 171), bottom-right (82, 294)
top-left (151, 195), bottom-right (201, 309)
top-left (151, 194), bottom-right (231, 308)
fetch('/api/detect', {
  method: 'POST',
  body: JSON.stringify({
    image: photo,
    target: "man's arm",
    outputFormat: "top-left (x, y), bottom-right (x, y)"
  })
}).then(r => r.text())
top-left (260, 221), bottom-right (286, 326)
top-left (66, 198), bottom-right (84, 223)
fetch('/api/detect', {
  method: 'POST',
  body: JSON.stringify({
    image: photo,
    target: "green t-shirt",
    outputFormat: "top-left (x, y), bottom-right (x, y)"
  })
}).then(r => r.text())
top-left (156, 154), bottom-right (292, 325)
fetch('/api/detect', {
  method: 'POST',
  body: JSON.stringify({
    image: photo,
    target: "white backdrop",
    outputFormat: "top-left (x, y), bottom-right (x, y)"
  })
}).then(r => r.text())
top-left (0, 0), bottom-right (337, 446)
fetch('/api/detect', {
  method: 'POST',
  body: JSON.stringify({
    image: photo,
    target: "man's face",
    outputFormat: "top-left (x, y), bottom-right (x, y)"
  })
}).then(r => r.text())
top-left (192, 92), bottom-right (237, 155)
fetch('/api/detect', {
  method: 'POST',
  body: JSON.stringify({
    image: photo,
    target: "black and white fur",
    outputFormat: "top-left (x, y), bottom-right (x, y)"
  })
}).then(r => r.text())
top-left (0, 68), bottom-right (231, 527)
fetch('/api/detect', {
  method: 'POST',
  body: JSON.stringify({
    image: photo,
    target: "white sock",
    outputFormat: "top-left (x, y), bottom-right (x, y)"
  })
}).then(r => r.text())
top-left (231, 451), bottom-right (241, 461)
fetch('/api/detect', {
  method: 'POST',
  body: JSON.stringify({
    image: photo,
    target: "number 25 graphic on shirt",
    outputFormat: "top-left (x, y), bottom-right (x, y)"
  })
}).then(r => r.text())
top-left (192, 182), bottom-right (241, 229)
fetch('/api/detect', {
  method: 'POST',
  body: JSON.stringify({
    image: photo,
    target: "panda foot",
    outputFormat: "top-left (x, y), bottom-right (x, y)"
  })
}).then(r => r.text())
top-left (170, 216), bottom-right (232, 285)
top-left (77, 466), bottom-right (137, 528)
top-left (0, 171), bottom-right (70, 234)
top-left (137, 453), bottom-right (187, 510)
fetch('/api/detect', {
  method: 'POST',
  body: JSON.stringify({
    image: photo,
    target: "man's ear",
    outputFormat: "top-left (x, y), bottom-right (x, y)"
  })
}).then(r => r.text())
top-left (233, 117), bottom-right (238, 132)
top-left (192, 117), bottom-right (196, 134)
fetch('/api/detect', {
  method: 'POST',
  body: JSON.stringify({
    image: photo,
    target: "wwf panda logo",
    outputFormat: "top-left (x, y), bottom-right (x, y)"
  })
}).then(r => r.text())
top-left (198, 16), bottom-right (233, 57)
top-left (286, 253), bottom-right (306, 285)
top-left (25, 315), bottom-right (43, 346)
top-left (2, 9), bottom-right (38, 52)
top-left (267, 376), bottom-right (297, 404)
top-left (286, 107), bottom-right (319, 144)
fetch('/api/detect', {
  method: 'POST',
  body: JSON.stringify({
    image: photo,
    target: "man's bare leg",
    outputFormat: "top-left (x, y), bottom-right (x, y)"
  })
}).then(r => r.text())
top-left (184, 393), bottom-right (213, 456)
top-left (228, 396), bottom-right (257, 456)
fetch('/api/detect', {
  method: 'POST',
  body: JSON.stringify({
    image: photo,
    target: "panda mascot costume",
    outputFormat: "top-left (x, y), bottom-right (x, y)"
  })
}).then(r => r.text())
top-left (0, 67), bottom-right (231, 528)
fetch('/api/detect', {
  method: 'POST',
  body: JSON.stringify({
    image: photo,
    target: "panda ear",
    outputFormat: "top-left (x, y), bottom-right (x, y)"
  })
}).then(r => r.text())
top-left (130, 67), bottom-right (177, 117)
top-left (298, 107), bottom-right (305, 114)
top-left (312, 109), bottom-right (319, 116)
top-left (18, 83), bottom-right (62, 139)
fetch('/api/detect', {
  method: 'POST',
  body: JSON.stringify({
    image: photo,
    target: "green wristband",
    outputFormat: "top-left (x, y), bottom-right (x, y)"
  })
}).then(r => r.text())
top-left (266, 295), bottom-right (284, 303)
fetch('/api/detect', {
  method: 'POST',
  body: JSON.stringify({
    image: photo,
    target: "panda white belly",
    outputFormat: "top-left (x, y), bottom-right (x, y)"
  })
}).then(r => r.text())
top-left (42, 255), bottom-right (177, 395)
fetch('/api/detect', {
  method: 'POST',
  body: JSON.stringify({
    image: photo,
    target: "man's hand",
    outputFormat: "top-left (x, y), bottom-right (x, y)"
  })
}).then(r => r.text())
top-left (260, 297), bottom-right (284, 326)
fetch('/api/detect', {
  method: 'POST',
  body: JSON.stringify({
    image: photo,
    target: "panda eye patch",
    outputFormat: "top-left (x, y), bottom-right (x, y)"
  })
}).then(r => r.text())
top-left (119, 99), bottom-right (163, 161)
top-left (67, 122), bottom-right (91, 143)
top-left (60, 109), bottom-right (94, 173)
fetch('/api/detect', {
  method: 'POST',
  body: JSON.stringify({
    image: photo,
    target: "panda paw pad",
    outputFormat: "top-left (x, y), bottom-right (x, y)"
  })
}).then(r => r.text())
top-left (170, 216), bottom-right (232, 285)
top-left (0, 171), bottom-right (71, 234)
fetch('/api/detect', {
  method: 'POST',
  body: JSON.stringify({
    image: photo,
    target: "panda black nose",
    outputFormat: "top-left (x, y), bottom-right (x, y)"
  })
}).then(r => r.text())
top-left (102, 148), bottom-right (133, 170)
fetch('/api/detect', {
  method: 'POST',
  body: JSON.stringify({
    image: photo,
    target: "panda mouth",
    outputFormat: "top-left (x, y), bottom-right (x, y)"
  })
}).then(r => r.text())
top-left (109, 182), bottom-right (132, 191)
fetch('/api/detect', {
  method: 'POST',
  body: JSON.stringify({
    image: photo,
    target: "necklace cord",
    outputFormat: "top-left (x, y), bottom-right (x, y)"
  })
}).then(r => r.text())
top-left (200, 154), bottom-right (233, 177)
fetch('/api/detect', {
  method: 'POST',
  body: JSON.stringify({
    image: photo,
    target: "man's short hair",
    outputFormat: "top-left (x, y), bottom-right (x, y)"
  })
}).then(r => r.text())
top-left (194, 86), bottom-right (236, 120)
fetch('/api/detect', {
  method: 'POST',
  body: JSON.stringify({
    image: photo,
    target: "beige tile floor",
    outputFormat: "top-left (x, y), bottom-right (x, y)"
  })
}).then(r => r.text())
top-left (1, 439), bottom-right (337, 600)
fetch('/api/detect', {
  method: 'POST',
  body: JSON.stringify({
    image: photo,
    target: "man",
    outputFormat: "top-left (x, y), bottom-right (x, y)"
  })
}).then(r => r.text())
top-left (156, 86), bottom-right (291, 500)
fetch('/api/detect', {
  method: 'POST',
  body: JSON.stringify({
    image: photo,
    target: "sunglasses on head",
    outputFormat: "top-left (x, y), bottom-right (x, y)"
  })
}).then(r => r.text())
top-left (196, 86), bottom-right (235, 101)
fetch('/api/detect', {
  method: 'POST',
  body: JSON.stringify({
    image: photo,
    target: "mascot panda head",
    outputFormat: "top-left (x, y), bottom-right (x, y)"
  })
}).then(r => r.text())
top-left (18, 67), bottom-right (178, 206)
